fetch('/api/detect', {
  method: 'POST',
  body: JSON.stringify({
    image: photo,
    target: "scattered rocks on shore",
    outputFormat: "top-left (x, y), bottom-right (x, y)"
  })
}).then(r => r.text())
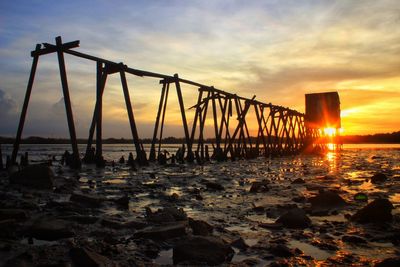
top-left (374, 256), bottom-right (400, 267)
top-left (249, 180), bottom-right (270, 193)
top-left (275, 207), bottom-right (311, 229)
top-left (351, 198), bottom-right (394, 223)
top-left (9, 164), bottom-right (54, 190)
top-left (70, 247), bottom-right (115, 267)
top-left (173, 236), bottom-right (234, 265)
top-left (371, 173), bottom-right (388, 184)
top-left (134, 222), bottom-right (187, 240)
top-left (70, 192), bottom-right (105, 208)
top-left (189, 218), bottom-right (213, 236)
top-left (27, 217), bottom-right (74, 241)
top-left (308, 190), bottom-right (347, 213)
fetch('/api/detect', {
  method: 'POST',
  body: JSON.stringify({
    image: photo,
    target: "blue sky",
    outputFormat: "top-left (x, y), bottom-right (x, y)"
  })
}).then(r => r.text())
top-left (1, 0), bottom-right (399, 137)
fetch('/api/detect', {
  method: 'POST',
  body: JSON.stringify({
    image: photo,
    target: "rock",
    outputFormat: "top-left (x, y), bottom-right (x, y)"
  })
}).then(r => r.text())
top-left (371, 173), bottom-right (388, 183)
top-left (0, 209), bottom-right (28, 221)
top-left (173, 236), bottom-right (234, 265)
top-left (134, 222), bottom-right (186, 240)
top-left (341, 235), bottom-right (367, 244)
top-left (62, 215), bottom-right (99, 224)
top-left (309, 190), bottom-right (347, 212)
top-left (205, 181), bottom-right (225, 191)
top-left (276, 208), bottom-right (311, 229)
top-left (0, 219), bottom-right (19, 239)
top-left (70, 192), bottom-right (104, 208)
top-left (269, 244), bottom-right (294, 257)
top-left (146, 207), bottom-right (187, 223)
top-left (124, 218), bottom-right (147, 229)
top-left (375, 257), bottom-right (400, 267)
top-left (189, 218), bottom-right (213, 236)
top-left (249, 180), bottom-right (269, 193)
top-left (351, 198), bottom-right (393, 223)
top-left (28, 218), bottom-right (74, 241)
top-left (231, 237), bottom-right (249, 250)
top-left (291, 178), bottom-right (306, 184)
top-left (101, 218), bottom-right (126, 230)
top-left (9, 164), bottom-right (54, 190)
top-left (113, 195), bottom-right (130, 209)
top-left (101, 217), bottom-right (147, 230)
top-left (70, 247), bottom-right (115, 267)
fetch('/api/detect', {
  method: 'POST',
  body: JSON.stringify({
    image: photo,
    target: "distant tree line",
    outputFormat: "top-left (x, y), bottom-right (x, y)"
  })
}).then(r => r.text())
top-left (340, 131), bottom-right (400, 144)
top-left (1, 131), bottom-right (399, 144)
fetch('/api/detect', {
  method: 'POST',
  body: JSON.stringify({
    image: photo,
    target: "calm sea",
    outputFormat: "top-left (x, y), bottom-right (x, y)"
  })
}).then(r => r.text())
top-left (1, 143), bottom-right (400, 163)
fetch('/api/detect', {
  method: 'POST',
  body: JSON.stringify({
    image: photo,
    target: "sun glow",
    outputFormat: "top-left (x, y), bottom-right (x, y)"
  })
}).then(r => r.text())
top-left (323, 127), bottom-right (337, 137)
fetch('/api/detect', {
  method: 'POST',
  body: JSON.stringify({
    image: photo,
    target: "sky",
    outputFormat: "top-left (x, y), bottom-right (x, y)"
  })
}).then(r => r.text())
top-left (0, 0), bottom-right (399, 138)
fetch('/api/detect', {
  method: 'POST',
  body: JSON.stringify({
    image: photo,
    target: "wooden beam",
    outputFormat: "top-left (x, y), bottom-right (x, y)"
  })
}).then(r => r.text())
top-left (56, 36), bottom-right (80, 168)
top-left (31, 40), bottom-right (80, 57)
top-left (119, 69), bottom-right (146, 164)
top-left (150, 81), bottom-right (167, 161)
top-left (174, 74), bottom-right (193, 161)
top-left (12, 44), bottom-right (41, 163)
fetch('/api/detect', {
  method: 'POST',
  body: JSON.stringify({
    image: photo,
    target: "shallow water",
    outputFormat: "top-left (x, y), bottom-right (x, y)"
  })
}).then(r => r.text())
top-left (2, 143), bottom-right (400, 265)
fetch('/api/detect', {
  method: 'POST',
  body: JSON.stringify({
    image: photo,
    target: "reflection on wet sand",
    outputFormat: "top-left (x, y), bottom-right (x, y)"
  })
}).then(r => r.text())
top-left (0, 144), bottom-right (399, 266)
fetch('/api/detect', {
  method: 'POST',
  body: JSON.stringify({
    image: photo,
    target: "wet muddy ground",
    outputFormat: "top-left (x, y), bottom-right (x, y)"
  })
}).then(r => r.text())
top-left (0, 146), bottom-right (399, 266)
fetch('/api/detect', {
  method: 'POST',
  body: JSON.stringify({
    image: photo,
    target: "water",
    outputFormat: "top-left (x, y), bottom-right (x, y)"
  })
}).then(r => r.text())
top-left (1, 143), bottom-right (400, 264)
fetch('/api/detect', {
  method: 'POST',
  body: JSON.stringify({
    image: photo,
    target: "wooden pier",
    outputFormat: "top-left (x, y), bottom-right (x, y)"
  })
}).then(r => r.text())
top-left (11, 37), bottom-right (312, 168)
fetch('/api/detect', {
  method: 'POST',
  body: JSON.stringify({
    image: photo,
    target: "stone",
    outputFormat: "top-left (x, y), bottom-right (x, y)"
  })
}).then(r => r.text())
top-left (309, 190), bottom-right (347, 212)
top-left (269, 244), bottom-right (294, 257)
top-left (124, 218), bottom-right (147, 229)
top-left (62, 215), bottom-right (99, 224)
top-left (146, 207), bottom-right (187, 224)
top-left (276, 208), bottom-right (311, 229)
top-left (9, 164), bottom-right (54, 190)
top-left (70, 247), bottom-right (115, 267)
top-left (371, 173), bottom-right (388, 184)
top-left (189, 218), bottom-right (213, 236)
top-left (101, 218), bottom-right (126, 230)
top-left (70, 192), bottom-right (104, 208)
top-left (113, 195), bottom-right (130, 209)
top-left (173, 236), bottom-right (234, 265)
top-left (291, 178), bottom-right (306, 184)
top-left (0, 209), bottom-right (28, 221)
top-left (133, 222), bottom-right (186, 240)
top-left (249, 180), bottom-right (270, 193)
top-left (205, 181), bottom-right (225, 191)
top-left (375, 257), bottom-right (400, 267)
top-left (341, 235), bottom-right (367, 244)
top-left (351, 198), bottom-right (393, 223)
top-left (28, 218), bottom-right (74, 241)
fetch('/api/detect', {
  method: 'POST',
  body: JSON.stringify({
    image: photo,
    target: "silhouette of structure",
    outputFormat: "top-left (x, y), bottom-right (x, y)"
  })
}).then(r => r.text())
top-left (305, 92), bottom-right (341, 149)
top-left (11, 36), bottom-right (318, 168)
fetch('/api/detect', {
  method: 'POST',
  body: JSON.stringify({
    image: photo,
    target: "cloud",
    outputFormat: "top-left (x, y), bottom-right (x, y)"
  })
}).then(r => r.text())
top-left (0, 1), bottom-right (399, 136)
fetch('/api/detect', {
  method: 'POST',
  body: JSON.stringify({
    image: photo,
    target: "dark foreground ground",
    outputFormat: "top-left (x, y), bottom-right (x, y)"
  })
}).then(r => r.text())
top-left (0, 150), bottom-right (399, 266)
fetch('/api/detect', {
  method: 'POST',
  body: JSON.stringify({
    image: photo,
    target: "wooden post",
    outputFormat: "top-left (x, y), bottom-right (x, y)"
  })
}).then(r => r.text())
top-left (119, 67), bottom-right (146, 165)
top-left (158, 82), bottom-right (170, 156)
top-left (174, 74), bottom-right (193, 161)
top-left (255, 105), bottom-right (267, 156)
top-left (198, 91), bottom-right (211, 159)
top-left (189, 88), bottom-right (204, 149)
top-left (11, 44), bottom-right (41, 164)
top-left (56, 36), bottom-right (80, 168)
top-left (95, 61), bottom-right (104, 159)
top-left (84, 64), bottom-right (107, 162)
top-left (224, 98), bottom-right (252, 157)
top-left (150, 81), bottom-right (167, 161)
top-left (211, 90), bottom-right (220, 149)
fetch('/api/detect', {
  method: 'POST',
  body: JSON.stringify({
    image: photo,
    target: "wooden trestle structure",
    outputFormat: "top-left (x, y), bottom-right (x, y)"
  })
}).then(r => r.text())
top-left (11, 37), bottom-right (310, 168)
